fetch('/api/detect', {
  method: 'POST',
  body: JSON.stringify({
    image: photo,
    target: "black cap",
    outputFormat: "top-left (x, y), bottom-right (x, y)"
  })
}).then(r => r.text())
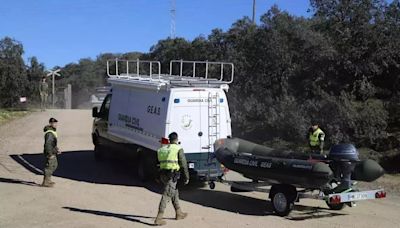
top-left (49, 118), bottom-right (58, 123)
top-left (168, 132), bottom-right (178, 142)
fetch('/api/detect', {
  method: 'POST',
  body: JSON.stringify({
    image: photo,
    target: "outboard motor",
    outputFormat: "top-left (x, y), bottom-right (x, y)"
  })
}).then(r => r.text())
top-left (328, 144), bottom-right (360, 190)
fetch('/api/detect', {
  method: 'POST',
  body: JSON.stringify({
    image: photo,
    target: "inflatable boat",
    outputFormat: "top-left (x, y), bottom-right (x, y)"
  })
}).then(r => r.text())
top-left (214, 138), bottom-right (384, 190)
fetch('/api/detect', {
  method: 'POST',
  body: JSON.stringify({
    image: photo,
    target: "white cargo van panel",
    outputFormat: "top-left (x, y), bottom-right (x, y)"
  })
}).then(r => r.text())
top-left (108, 85), bottom-right (170, 151)
top-left (168, 88), bottom-right (232, 154)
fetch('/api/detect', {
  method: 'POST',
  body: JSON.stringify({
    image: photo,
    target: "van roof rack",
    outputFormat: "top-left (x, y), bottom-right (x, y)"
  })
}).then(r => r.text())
top-left (106, 59), bottom-right (234, 90)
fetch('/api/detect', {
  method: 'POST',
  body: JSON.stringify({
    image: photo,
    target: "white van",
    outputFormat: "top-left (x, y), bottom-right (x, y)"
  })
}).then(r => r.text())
top-left (92, 59), bottom-right (234, 183)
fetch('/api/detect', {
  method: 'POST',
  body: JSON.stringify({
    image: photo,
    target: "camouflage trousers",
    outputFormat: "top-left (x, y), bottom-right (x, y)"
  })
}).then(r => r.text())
top-left (44, 155), bottom-right (58, 178)
top-left (40, 92), bottom-right (48, 110)
top-left (158, 171), bottom-right (180, 213)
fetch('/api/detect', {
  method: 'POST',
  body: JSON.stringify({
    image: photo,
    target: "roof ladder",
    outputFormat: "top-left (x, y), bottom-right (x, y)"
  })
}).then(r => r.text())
top-left (207, 92), bottom-right (220, 152)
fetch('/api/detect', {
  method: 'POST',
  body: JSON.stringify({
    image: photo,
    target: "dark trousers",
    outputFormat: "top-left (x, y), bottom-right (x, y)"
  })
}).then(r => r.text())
top-left (309, 145), bottom-right (322, 154)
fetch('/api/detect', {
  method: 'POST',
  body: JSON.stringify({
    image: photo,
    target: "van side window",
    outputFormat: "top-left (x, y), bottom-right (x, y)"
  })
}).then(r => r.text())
top-left (99, 94), bottom-right (112, 120)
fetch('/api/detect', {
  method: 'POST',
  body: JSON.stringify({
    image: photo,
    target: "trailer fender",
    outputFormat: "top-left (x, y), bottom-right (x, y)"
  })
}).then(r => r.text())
top-left (269, 184), bottom-right (298, 203)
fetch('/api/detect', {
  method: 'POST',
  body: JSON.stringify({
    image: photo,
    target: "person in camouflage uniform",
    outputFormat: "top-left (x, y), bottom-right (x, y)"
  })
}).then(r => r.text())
top-left (41, 118), bottom-right (61, 187)
top-left (39, 77), bottom-right (49, 111)
top-left (154, 132), bottom-right (190, 226)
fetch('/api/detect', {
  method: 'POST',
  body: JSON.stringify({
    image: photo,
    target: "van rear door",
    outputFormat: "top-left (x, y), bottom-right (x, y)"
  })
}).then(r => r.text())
top-left (169, 90), bottom-right (204, 154)
top-left (169, 88), bottom-right (227, 178)
top-left (169, 89), bottom-right (229, 153)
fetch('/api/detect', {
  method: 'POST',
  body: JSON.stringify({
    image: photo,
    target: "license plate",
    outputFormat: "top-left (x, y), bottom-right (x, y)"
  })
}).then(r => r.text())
top-left (189, 163), bottom-right (195, 169)
top-left (328, 189), bottom-right (385, 203)
top-left (347, 193), bottom-right (368, 201)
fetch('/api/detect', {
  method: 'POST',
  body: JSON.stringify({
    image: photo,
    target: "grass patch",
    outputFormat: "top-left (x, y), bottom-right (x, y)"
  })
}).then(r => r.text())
top-left (0, 109), bottom-right (31, 126)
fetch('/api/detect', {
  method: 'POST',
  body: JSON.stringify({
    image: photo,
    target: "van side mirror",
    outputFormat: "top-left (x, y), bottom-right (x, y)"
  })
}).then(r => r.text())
top-left (92, 107), bottom-right (99, 118)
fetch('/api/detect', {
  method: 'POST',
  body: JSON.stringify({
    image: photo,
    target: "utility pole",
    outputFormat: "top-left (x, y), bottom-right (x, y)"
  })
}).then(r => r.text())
top-left (170, 0), bottom-right (176, 38)
top-left (46, 69), bottom-right (61, 108)
top-left (252, 0), bottom-right (256, 24)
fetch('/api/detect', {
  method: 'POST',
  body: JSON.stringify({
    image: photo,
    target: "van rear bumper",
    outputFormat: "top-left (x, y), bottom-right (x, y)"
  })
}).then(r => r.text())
top-left (185, 152), bottom-right (224, 181)
top-left (190, 169), bottom-right (224, 181)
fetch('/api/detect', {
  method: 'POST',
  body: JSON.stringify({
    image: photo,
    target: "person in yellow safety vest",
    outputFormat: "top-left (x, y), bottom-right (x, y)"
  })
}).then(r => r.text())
top-left (308, 122), bottom-right (325, 154)
top-left (154, 132), bottom-right (190, 226)
top-left (41, 118), bottom-right (61, 187)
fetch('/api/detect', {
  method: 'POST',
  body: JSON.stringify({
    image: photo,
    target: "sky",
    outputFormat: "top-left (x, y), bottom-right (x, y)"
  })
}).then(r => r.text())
top-left (0, 0), bottom-right (311, 68)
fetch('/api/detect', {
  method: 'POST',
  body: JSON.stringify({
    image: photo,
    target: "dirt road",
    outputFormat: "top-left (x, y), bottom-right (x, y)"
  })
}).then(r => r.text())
top-left (1, 110), bottom-right (399, 228)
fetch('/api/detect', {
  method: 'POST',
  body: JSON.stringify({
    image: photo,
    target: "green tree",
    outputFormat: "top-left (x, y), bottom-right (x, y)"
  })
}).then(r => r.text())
top-left (0, 37), bottom-right (28, 107)
top-left (26, 56), bottom-right (46, 103)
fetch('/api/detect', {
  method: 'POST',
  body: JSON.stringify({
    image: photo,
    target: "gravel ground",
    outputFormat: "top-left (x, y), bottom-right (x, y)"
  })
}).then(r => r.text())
top-left (1, 109), bottom-right (399, 228)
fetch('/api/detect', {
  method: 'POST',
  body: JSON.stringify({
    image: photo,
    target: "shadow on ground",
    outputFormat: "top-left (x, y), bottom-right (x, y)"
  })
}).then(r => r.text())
top-left (9, 151), bottom-right (346, 220)
top-left (286, 205), bottom-right (347, 221)
top-left (63, 207), bottom-right (159, 226)
top-left (180, 188), bottom-right (346, 219)
top-left (10, 150), bottom-right (159, 192)
top-left (0, 177), bottom-right (40, 187)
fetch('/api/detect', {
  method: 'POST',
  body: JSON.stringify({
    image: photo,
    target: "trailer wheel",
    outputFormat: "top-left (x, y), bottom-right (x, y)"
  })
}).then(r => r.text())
top-left (326, 202), bottom-right (346, 210)
top-left (271, 191), bottom-right (294, 216)
top-left (209, 181), bottom-right (216, 190)
top-left (94, 144), bottom-right (104, 161)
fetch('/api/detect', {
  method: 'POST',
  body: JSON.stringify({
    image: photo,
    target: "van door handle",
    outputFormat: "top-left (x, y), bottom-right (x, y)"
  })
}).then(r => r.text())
top-left (202, 146), bottom-right (210, 149)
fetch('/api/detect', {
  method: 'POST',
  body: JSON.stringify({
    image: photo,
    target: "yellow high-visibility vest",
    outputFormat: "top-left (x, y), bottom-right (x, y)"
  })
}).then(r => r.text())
top-left (157, 144), bottom-right (181, 171)
top-left (45, 129), bottom-right (58, 138)
top-left (309, 128), bottom-right (324, 146)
